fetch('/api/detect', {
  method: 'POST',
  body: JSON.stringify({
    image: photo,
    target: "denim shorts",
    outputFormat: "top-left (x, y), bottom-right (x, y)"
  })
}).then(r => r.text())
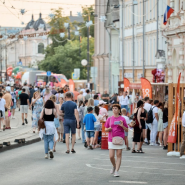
top-left (163, 122), bottom-right (168, 129)
top-left (11, 102), bottom-right (16, 109)
top-left (124, 131), bottom-right (128, 137)
top-left (146, 123), bottom-right (152, 130)
top-left (86, 131), bottom-right (94, 138)
top-left (121, 105), bottom-right (128, 112)
top-left (63, 119), bottom-right (76, 134)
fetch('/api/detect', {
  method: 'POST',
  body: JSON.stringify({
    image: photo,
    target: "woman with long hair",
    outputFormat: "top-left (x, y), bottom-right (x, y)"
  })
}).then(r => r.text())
top-left (132, 100), bottom-right (144, 153)
top-left (105, 104), bottom-right (128, 177)
top-left (50, 95), bottom-right (59, 152)
top-left (30, 91), bottom-right (44, 133)
top-left (158, 102), bottom-right (164, 146)
top-left (137, 100), bottom-right (146, 153)
top-left (84, 98), bottom-right (94, 116)
top-left (163, 102), bottom-right (168, 150)
top-left (93, 106), bottom-right (103, 148)
top-left (39, 100), bottom-right (57, 159)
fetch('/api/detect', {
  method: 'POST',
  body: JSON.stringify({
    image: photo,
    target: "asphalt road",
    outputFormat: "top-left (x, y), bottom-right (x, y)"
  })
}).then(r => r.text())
top-left (0, 139), bottom-right (185, 185)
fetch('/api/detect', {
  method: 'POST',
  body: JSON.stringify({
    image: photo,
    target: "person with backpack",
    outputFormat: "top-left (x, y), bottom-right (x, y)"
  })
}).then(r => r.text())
top-left (149, 100), bottom-right (159, 146)
top-left (144, 97), bottom-right (152, 144)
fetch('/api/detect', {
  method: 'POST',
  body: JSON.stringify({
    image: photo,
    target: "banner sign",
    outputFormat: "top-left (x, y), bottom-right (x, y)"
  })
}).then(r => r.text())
top-left (168, 73), bottom-right (181, 143)
top-left (140, 77), bottom-right (152, 99)
top-left (124, 78), bottom-right (130, 92)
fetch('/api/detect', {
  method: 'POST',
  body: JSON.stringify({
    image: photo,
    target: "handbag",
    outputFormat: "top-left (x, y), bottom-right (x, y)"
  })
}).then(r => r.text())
top-left (38, 109), bottom-right (46, 132)
top-left (110, 117), bottom-right (124, 146)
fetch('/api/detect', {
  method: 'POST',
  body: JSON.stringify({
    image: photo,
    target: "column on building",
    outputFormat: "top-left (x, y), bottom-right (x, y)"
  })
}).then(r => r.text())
top-left (167, 39), bottom-right (173, 83)
top-left (179, 36), bottom-right (185, 82)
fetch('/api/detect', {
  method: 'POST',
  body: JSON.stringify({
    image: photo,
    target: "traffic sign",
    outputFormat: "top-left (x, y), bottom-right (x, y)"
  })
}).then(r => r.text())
top-left (47, 71), bottom-right (51, 76)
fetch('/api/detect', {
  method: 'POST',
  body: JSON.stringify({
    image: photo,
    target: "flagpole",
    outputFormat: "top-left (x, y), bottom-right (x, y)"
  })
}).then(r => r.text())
top-left (157, 0), bottom-right (159, 51)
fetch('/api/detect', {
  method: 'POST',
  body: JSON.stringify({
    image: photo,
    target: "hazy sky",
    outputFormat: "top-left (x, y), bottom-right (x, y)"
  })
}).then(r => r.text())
top-left (0, 0), bottom-right (94, 27)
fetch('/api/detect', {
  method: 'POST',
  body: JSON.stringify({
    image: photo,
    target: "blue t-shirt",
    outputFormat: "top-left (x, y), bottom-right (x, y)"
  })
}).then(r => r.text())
top-left (83, 113), bottom-right (97, 131)
top-left (94, 100), bottom-right (99, 106)
top-left (61, 101), bottom-right (77, 120)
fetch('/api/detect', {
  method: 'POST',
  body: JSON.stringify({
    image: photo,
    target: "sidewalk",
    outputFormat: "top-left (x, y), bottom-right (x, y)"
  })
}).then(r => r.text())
top-left (0, 109), bottom-right (40, 152)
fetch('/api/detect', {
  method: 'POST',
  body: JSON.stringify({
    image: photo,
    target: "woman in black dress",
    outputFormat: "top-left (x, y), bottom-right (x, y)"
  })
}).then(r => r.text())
top-left (132, 100), bottom-right (145, 153)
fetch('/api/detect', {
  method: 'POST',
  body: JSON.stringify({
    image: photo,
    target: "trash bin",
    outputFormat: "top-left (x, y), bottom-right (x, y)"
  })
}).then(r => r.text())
top-left (101, 122), bottom-right (108, 150)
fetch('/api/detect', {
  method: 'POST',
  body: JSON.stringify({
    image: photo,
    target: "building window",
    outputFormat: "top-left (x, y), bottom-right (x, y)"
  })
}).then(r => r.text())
top-left (38, 43), bottom-right (44, 54)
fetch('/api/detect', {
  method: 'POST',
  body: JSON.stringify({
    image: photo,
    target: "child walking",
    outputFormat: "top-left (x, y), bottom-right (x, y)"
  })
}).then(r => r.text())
top-left (121, 108), bottom-right (130, 150)
top-left (83, 107), bottom-right (97, 150)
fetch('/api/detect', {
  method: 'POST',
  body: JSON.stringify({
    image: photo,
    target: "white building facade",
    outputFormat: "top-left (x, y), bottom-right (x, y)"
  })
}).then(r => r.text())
top-left (94, 0), bottom-right (170, 94)
top-left (0, 14), bottom-right (51, 70)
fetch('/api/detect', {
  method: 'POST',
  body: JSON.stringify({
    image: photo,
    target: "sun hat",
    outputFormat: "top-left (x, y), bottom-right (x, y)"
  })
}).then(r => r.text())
top-left (98, 100), bottom-right (106, 105)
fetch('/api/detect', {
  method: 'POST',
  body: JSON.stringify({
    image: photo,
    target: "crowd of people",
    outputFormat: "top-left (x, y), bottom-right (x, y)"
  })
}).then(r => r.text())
top-left (0, 82), bottom-right (173, 177)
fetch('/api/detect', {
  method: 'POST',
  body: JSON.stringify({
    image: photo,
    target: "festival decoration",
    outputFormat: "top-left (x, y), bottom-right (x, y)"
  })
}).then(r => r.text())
top-left (20, 9), bottom-right (26, 15)
top-left (69, 79), bottom-right (75, 92)
top-left (77, 12), bottom-right (82, 16)
top-left (151, 68), bottom-right (165, 83)
top-left (60, 33), bottom-right (65, 38)
top-left (7, 66), bottom-right (13, 76)
top-left (15, 72), bottom-right (22, 79)
top-left (168, 73), bottom-right (181, 143)
top-left (140, 77), bottom-right (152, 99)
top-left (124, 78), bottom-right (130, 92)
top-left (99, 16), bottom-right (107, 22)
top-left (48, 13), bottom-right (55, 19)
top-left (86, 20), bottom-right (93, 27)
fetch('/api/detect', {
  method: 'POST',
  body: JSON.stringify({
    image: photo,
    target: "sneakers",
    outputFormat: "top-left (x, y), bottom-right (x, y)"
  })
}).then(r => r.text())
top-left (22, 123), bottom-right (25, 125)
top-left (78, 137), bottom-right (81, 140)
top-left (114, 171), bottom-right (120, 177)
top-left (149, 142), bottom-right (154, 146)
top-left (154, 143), bottom-right (159, 146)
top-left (49, 150), bottom-right (54, 159)
top-left (25, 119), bottom-right (28, 124)
top-left (89, 145), bottom-right (93, 150)
top-left (160, 143), bottom-right (163, 147)
top-left (45, 154), bottom-right (48, 159)
top-left (180, 155), bottom-right (185, 159)
top-left (110, 167), bottom-right (116, 174)
top-left (12, 116), bottom-right (15, 119)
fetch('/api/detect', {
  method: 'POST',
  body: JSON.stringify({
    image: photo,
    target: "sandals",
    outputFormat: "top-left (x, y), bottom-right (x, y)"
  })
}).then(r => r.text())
top-left (136, 149), bottom-right (144, 153)
top-left (53, 149), bottom-right (56, 152)
top-left (132, 149), bottom-right (136, 153)
top-left (66, 150), bottom-right (70, 154)
top-left (71, 149), bottom-right (76, 153)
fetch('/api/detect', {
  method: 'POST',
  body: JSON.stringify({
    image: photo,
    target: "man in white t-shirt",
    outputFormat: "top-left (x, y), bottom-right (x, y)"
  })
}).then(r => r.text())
top-left (117, 91), bottom-right (129, 112)
top-left (0, 92), bottom-right (6, 130)
top-left (150, 100), bottom-right (159, 146)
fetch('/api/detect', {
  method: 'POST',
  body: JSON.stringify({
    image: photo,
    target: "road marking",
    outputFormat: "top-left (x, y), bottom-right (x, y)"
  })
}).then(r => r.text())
top-left (109, 181), bottom-right (147, 184)
top-left (86, 164), bottom-right (183, 176)
top-left (93, 158), bottom-right (184, 165)
top-left (100, 154), bottom-right (175, 160)
top-left (89, 164), bottom-right (185, 172)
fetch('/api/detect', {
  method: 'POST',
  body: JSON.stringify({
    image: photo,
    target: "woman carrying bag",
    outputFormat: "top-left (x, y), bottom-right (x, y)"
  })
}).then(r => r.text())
top-left (105, 104), bottom-right (128, 177)
top-left (39, 100), bottom-right (58, 159)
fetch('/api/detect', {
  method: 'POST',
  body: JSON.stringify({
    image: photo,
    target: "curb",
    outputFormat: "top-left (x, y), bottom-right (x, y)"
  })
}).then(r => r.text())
top-left (0, 137), bottom-right (41, 153)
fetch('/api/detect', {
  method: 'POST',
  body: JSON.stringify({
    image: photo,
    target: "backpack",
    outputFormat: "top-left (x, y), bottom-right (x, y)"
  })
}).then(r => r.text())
top-left (146, 106), bottom-right (156, 124)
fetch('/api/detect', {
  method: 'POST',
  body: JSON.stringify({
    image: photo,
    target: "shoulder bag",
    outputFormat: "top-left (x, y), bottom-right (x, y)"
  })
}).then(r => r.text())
top-left (110, 116), bottom-right (124, 146)
top-left (38, 109), bottom-right (46, 132)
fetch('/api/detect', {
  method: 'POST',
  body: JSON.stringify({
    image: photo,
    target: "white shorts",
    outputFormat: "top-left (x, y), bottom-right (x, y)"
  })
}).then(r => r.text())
top-left (108, 142), bottom-right (125, 150)
top-left (20, 105), bottom-right (28, 114)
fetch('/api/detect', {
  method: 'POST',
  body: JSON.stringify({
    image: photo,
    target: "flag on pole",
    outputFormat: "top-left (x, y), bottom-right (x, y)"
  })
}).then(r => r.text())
top-left (163, 5), bottom-right (174, 25)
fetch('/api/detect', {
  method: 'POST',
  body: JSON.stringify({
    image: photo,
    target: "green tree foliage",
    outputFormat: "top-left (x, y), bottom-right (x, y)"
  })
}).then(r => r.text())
top-left (79, 6), bottom-right (95, 37)
top-left (39, 37), bottom-right (94, 80)
top-left (39, 6), bottom-right (95, 80)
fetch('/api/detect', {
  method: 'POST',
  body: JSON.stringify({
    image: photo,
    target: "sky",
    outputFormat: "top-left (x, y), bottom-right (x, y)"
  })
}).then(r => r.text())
top-left (0, 0), bottom-right (94, 27)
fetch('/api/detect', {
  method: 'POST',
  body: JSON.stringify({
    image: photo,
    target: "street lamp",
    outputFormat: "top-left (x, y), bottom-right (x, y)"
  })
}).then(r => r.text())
top-left (64, 23), bottom-right (70, 39)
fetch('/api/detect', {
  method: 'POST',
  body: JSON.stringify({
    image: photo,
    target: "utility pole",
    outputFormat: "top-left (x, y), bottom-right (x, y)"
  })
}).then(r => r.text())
top-left (122, 0), bottom-right (124, 81)
top-left (157, 0), bottom-right (159, 51)
top-left (142, 0), bottom-right (145, 78)
top-left (87, 14), bottom-right (90, 83)
top-left (132, 0), bottom-right (135, 82)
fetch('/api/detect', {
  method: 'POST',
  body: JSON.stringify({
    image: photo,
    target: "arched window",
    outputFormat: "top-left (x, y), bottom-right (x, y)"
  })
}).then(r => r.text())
top-left (38, 43), bottom-right (44, 54)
